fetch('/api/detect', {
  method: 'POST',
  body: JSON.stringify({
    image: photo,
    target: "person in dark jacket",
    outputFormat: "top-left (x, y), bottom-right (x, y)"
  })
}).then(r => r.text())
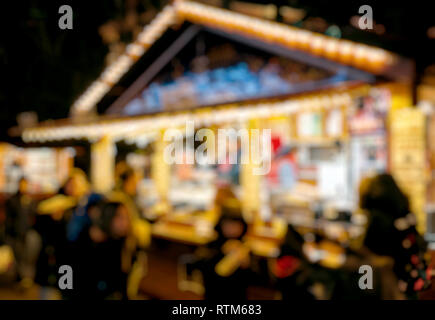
top-left (192, 199), bottom-right (252, 300)
top-left (5, 178), bottom-right (41, 286)
top-left (69, 201), bottom-right (132, 300)
top-left (275, 224), bottom-right (315, 300)
top-left (358, 173), bottom-right (431, 299)
top-left (317, 174), bottom-right (431, 300)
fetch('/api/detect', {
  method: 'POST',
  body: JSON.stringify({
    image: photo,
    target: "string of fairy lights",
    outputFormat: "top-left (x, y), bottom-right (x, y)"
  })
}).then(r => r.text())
top-left (23, 91), bottom-right (353, 143)
top-left (71, 5), bottom-right (177, 116)
top-left (68, 0), bottom-right (395, 118)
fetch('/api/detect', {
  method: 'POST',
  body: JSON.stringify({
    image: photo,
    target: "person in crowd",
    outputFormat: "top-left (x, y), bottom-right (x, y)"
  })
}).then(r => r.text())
top-left (109, 164), bottom-right (151, 298)
top-left (71, 201), bottom-right (133, 299)
top-left (357, 173), bottom-right (431, 299)
top-left (274, 224), bottom-right (315, 300)
top-left (34, 168), bottom-right (91, 298)
top-left (4, 177), bottom-right (41, 288)
top-left (267, 136), bottom-right (298, 191)
top-left (111, 166), bottom-right (142, 223)
top-left (318, 174), bottom-right (432, 299)
top-left (275, 173), bottom-right (432, 300)
top-left (187, 187), bottom-right (252, 300)
top-left (63, 174), bottom-right (104, 244)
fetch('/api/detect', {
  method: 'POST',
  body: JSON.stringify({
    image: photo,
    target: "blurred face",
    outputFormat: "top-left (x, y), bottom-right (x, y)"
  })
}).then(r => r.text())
top-left (111, 204), bottom-right (130, 238)
top-left (222, 219), bottom-right (245, 239)
top-left (64, 178), bottom-right (75, 196)
top-left (123, 174), bottom-right (137, 196)
top-left (19, 179), bottom-right (28, 194)
top-left (88, 205), bottom-right (101, 222)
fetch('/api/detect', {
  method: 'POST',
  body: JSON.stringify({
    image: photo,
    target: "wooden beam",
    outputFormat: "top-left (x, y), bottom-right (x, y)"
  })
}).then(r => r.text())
top-left (204, 27), bottom-right (376, 84)
top-left (106, 24), bottom-right (201, 115)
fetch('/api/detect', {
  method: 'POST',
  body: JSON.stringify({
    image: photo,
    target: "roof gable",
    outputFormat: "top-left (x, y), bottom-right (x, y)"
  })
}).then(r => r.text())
top-left (107, 25), bottom-right (367, 117)
top-left (70, 0), bottom-right (399, 117)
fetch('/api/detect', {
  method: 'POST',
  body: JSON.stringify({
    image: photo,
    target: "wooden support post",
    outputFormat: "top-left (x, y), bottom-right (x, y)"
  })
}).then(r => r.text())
top-left (91, 135), bottom-right (115, 193)
top-left (240, 119), bottom-right (262, 223)
top-left (390, 108), bottom-right (427, 234)
top-left (151, 129), bottom-right (170, 208)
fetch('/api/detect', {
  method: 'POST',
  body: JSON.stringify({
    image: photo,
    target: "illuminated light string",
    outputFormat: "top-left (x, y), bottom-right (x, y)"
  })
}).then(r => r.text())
top-left (175, 1), bottom-right (393, 71)
top-left (71, 5), bottom-right (177, 115)
top-left (69, 0), bottom-right (394, 117)
top-left (23, 93), bottom-right (351, 143)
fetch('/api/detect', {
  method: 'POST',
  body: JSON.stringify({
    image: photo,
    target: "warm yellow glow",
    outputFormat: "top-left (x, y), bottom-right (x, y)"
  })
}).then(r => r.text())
top-left (23, 90), bottom-right (354, 143)
top-left (68, 1), bottom-right (395, 118)
top-left (175, 1), bottom-right (395, 72)
top-left (91, 135), bottom-right (115, 193)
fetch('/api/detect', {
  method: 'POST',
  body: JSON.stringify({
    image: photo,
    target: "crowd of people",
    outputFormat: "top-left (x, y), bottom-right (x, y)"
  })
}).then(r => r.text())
top-left (0, 165), bottom-right (433, 300)
top-left (0, 164), bottom-right (149, 300)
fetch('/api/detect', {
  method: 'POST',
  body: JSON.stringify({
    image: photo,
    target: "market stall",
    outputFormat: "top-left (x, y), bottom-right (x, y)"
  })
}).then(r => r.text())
top-left (20, 0), bottom-right (417, 298)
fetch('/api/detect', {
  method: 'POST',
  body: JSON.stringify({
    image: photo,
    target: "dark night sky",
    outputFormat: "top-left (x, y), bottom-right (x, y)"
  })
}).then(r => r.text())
top-left (1, 1), bottom-right (118, 139)
top-left (0, 0), bottom-right (433, 141)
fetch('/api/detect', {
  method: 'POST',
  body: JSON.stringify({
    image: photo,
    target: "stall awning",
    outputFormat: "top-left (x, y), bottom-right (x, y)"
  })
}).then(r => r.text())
top-left (23, 84), bottom-right (369, 143)
top-left (68, 0), bottom-right (399, 118)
